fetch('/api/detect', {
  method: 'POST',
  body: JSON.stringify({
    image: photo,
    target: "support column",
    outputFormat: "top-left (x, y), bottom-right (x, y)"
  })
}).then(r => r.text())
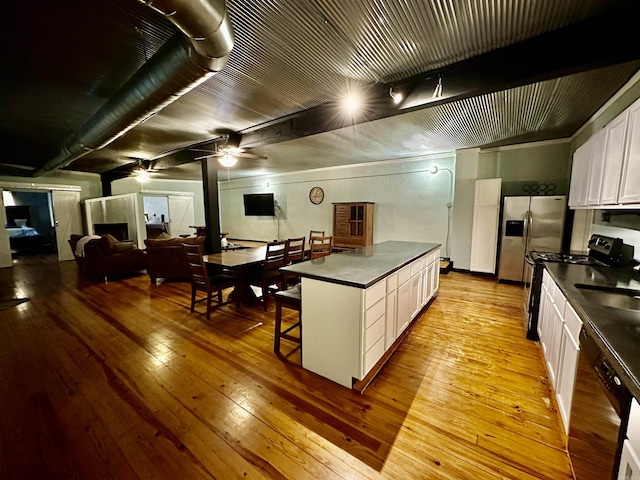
top-left (100, 175), bottom-right (113, 197)
top-left (202, 158), bottom-right (222, 254)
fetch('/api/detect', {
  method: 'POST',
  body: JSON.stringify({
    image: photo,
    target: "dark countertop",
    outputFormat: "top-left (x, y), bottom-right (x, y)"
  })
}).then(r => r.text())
top-left (281, 241), bottom-right (440, 289)
top-left (544, 262), bottom-right (640, 399)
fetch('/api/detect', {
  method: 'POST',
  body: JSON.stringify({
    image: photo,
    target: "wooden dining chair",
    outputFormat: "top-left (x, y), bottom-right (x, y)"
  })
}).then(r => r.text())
top-left (309, 230), bottom-right (324, 240)
top-left (282, 236), bottom-right (305, 287)
top-left (309, 235), bottom-right (333, 259)
top-left (249, 240), bottom-right (287, 311)
top-left (183, 243), bottom-right (236, 319)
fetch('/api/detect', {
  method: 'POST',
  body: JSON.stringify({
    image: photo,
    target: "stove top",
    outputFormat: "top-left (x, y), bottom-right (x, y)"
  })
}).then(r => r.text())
top-left (530, 251), bottom-right (596, 265)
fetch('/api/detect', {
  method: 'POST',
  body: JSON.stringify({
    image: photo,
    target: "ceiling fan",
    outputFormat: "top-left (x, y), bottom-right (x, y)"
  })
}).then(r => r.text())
top-left (191, 133), bottom-right (267, 168)
top-left (131, 159), bottom-right (159, 183)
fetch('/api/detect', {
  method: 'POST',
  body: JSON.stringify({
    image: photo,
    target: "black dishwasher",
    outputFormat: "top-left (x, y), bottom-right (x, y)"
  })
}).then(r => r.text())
top-left (568, 327), bottom-right (631, 480)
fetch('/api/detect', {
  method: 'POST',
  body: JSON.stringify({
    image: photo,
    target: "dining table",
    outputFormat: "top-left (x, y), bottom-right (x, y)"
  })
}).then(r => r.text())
top-left (204, 246), bottom-right (270, 307)
top-left (204, 244), bottom-right (310, 307)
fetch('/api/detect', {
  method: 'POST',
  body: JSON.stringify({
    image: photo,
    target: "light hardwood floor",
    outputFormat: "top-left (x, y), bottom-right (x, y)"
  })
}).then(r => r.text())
top-left (0, 257), bottom-right (573, 479)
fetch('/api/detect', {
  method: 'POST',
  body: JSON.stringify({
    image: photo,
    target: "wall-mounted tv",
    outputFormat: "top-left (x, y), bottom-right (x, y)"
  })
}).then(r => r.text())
top-left (243, 193), bottom-right (275, 216)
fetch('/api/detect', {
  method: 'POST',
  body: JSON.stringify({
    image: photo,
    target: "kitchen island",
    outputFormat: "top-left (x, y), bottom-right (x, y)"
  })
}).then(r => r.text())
top-left (282, 241), bottom-right (440, 390)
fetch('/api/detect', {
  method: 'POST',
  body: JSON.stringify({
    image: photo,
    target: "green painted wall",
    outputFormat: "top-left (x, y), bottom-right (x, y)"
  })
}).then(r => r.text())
top-left (478, 142), bottom-right (571, 197)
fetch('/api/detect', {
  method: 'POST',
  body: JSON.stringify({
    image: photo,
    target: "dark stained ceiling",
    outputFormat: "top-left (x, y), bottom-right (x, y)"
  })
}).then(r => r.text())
top-left (2, 0), bottom-right (640, 182)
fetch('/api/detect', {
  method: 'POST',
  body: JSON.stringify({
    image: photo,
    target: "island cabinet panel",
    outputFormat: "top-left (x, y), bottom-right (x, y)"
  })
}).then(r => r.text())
top-left (289, 241), bottom-right (440, 389)
top-left (300, 279), bottom-right (363, 388)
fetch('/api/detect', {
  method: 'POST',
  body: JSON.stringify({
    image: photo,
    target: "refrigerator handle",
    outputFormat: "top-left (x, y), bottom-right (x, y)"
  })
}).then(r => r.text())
top-left (525, 210), bottom-right (533, 253)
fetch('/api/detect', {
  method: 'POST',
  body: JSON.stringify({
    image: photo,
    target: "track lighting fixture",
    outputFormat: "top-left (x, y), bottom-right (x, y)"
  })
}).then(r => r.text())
top-left (389, 87), bottom-right (403, 105)
top-left (433, 76), bottom-right (443, 99)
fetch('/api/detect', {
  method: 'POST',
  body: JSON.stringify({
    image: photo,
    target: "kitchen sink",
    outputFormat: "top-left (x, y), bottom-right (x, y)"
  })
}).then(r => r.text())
top-left (575, 284), bottom-right (640, 311)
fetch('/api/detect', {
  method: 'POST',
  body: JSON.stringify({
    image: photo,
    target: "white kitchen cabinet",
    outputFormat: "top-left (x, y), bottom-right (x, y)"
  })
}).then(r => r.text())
top-left (568, 140), bottom-right (592, 208)
top-left (538, 269), bottom-right (583, 434)
top-left (600, 110), bottom-right (628, 204)
top-left (618, 440), bottom-right (640, 480)
top-left (385, 273), bottom-right (398, 350)
top-left (629, 398), bottom-right (640, 453)
top-left (587, 128), bottom-right (608, 206)
top-left (619, 97), bottom-right (640, 204)
top-left (470, 178), bottom-right (502, 273)
top-left (618, 399), bottom-right (640, 480)
top-left (363, 292), bottom-right (386, 375)
top-left (396, 265), bottom-right (411, 336)
top-left (556, 302), bottom-right (582, 434)
top-left (410, 260), bottom-right (422, 319)
top-left (430, 248), bottom-right (440, 295)
top-left (538, 282), bottom-right (550, 354)
top-left (546, 300), bottom-right (565, 388)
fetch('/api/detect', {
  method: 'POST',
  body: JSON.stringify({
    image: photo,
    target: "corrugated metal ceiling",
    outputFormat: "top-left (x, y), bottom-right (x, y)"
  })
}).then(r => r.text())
top-left (1, 0), bottom-right (638, 180)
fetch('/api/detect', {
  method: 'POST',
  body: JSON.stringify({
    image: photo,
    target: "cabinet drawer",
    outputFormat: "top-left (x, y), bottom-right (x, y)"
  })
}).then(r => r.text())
top-left (629, 398), bottom-right (640, 454)
top-left (365, 280), bottom-right (386, 310)
top-left (363, 335), bottom-right (385, 375)
top-left (365, 297), bottom-right (386, 329)
top-left (364, 315), bottom-right (385, 352)
top-left (386, 273), bottom-right (398, 292)
top-left (398, 264), bottom-right (411, 284)
top-left (410, 257), bottom-right (423, 277)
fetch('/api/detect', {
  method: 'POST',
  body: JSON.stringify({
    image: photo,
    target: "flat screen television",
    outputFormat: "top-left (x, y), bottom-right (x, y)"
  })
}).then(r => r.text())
top-left (243, 193), bottom-right (275, 216)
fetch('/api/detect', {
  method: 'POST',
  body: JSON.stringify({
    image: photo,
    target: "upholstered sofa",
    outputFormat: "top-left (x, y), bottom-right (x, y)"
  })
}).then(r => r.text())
top-left (144, 235), bottom-right (205, 284)
top-left (68, 234), bottom-right (147, 280)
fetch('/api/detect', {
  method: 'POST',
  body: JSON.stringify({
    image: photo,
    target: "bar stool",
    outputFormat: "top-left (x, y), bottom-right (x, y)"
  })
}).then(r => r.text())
top-left (274, 285), bottom-right (301, 356)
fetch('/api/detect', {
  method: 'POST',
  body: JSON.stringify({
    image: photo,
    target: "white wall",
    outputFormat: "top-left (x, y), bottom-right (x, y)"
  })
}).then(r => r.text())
top-left (219, 154), bottom-right (456, 249)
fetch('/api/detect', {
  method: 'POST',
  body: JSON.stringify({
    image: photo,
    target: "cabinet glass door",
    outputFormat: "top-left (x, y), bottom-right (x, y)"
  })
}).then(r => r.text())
top-left (349, 205), bottom-right (364, 237)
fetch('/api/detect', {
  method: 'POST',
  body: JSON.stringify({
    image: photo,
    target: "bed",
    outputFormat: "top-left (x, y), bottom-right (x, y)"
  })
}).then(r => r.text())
top-left (4, 206), bottom-right (50, 253)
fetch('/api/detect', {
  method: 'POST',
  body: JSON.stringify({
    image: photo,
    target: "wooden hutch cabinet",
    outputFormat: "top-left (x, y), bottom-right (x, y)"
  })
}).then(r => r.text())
top-left (332, 202), bottom-right (374, 250)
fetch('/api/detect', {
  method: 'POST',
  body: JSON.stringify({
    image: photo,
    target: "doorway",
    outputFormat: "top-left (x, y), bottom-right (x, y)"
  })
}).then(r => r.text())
top-left (0, 185), bottom-right (82, 267)
top-left (2, 190), bottom-right (56, 258)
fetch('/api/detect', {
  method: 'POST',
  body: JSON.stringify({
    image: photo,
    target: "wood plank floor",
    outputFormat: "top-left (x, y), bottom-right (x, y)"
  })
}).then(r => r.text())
top-left (0, 257), bottom-right (574, 479)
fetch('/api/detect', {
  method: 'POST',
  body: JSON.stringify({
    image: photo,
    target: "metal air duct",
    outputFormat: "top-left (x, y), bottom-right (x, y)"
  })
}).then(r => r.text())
top-left (34, 0), bottom-right (234, 176)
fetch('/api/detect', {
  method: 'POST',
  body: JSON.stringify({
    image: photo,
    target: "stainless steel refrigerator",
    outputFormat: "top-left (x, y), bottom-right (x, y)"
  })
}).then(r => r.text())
top-left (497, 195), bottom-right (567, 282)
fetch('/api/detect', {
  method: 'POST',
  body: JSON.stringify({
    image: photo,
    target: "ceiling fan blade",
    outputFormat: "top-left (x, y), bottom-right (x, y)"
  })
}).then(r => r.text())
top-left (190, 148), bottom-right (218, 153)
top-left (193, 154), bottom-right (220, 160)
top-left (238, 152), bottom-right (267, 160)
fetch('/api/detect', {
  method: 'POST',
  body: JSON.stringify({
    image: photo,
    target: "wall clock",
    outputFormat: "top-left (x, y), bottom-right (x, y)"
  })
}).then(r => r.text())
top-left (309, 186), bottom-right (324, 205)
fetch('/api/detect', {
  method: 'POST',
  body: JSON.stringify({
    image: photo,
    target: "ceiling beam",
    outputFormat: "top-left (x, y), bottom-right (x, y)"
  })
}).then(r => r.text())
top-left (239, 2), bottom-right (640, 150)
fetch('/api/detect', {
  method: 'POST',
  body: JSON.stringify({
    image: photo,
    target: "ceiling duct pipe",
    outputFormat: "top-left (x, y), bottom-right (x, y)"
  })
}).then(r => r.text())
top-left (33, 0), bottom-right (234, 176)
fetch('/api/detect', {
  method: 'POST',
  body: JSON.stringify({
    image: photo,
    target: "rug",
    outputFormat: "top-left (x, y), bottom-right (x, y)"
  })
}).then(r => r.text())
top-left (0, 298), bottom-right (30, 311)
